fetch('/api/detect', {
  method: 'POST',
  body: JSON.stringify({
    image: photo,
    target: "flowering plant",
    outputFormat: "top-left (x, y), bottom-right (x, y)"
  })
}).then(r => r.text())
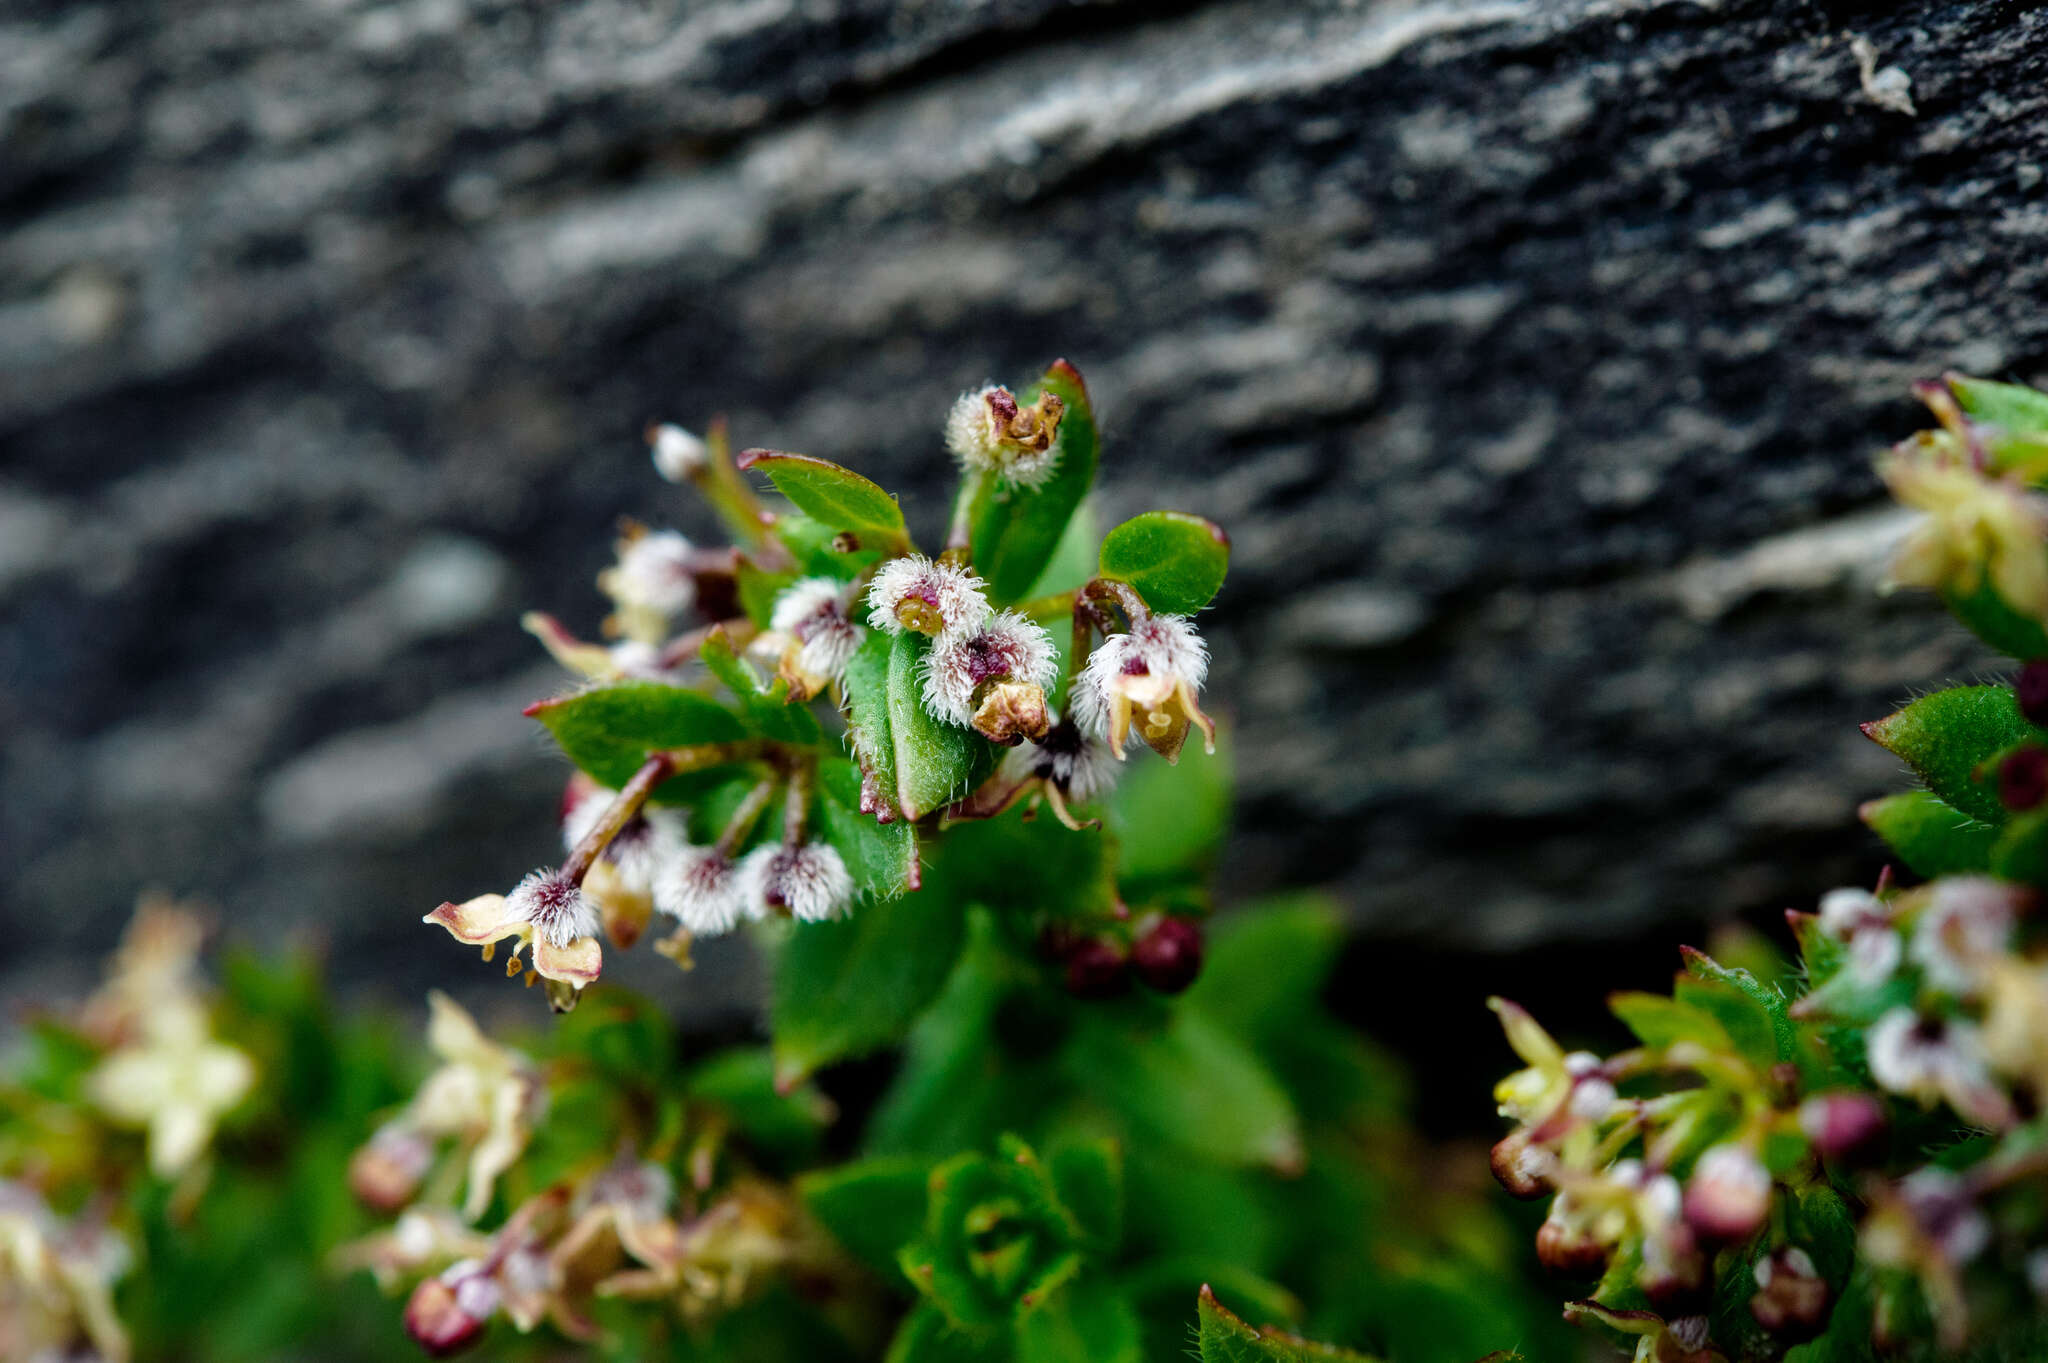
top-left (1493, 374), bottom-right (2048, 1362)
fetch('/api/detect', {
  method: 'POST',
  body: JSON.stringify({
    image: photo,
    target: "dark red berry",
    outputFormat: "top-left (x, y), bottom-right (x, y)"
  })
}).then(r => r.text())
top-left (1063, 939), bottom-right (1129, 998)
top-left (1999, 745), bottom-right (2048, 812)
top-left (2019, 661), bottom-right (2048, 727)
top-left (1131, 917), bottom-right (1205, 993)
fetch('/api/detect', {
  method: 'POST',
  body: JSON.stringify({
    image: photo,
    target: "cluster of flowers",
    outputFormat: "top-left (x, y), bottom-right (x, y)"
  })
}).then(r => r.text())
top-left (1493, 373), bottom-right (2048, 1362)
top-left (0, 900), bottom-right (256, 1363)
top-left (427, 374), bottom-right (1215, 1010)
top-left (341, 993), bottom-right (841, 1356)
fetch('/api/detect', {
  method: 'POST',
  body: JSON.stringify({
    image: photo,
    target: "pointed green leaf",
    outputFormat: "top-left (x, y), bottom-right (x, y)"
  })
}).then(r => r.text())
top-left (844, 631), bottom-right (996, 822)
top-left (800, 1157), bottom-right (933, 1277)
top-left (964, 361), bottom-right (1100, 603)
top-left (1862, 685), bottom-right (2040, 825)
top-left (1859, 791), bottom-right (1998, 877)
top-left (1950, 374), bottom-right (2048, 470)
top-left (528, 680), bottom-right (750, 794)
top-left (740, 449), bottom-right (908, 544)
top-left (1098, 511), bottom-right (1230, 615)
top-left (770, 886), bottom-right (967, 1087)
top-left (1197, 1286), bottom-right (1379, 1363)
top-left (1015, 1278), bottom-right (1143, 1363)
top-left (1679, 949), bottom-right (1803, 1073)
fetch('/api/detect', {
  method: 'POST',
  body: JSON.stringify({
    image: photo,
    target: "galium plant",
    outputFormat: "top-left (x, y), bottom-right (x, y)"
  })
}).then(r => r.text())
top-left (1492, 374), bottom-right (2048, 1362)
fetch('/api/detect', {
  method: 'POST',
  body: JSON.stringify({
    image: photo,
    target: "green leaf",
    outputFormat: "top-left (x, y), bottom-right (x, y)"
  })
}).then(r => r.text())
top-left (700, 627), bottom-right (823, 744)
top-left (884, 1305), bottom-right (1011, 1363)
top-left (1098, 511), bottom-right (1230, 615)
top-left (770, 883), bottom-right (968, 1087)
top-left (925, 806), bottom-right (1118, 924)
top-left (1197, 1286), bottom-right (1379, 1363)
top-left (964, 361), bottom-right (1100, 603)
top-left (1991, 807), bottom-right (2048, 886)
top-left (1183, 895), bottom-right (1344, 1041)
top-left (739, 448), bottom-right (908, 544)
top-left (1110, 720), bottom-right (1231, 890)
top-left (1021, 499), bottom-right (1100, 600)
top-left (1859, 791), bottom-right (1998, 878)
top-left (529, 680), bottom-right (750, 794)
top-left (813, 756), bottom-right (921, 899)
top-left (1862, 685), bottom-right (2040, 825)
top-left (844, 631), bottom-right (997, 822)
top-left (1015, 1278), bottom-right (1143, 1363)
top-left (685, 1048), bottom-right (833, 1166)
top-left (1065, 1011), bottom-right (1301, 1172)
top-left (1045, 1141), bottom-right (1122, 1255)
top-left (799, 1157), bottom-right (933, 1277)
top-left (1950, 374), bottom-right (2048, 438)
top-left (1607, 992), bottom-right (1735, 1052)
top-left (1942, 579), bottom-right (2048, 660)
top-left (1679, 949), bottom-right (1805, 1075)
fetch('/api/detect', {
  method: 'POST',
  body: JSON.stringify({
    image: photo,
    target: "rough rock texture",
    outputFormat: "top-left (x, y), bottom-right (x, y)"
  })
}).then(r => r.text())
top-left (4, 0), bottom-right (2045, 1016)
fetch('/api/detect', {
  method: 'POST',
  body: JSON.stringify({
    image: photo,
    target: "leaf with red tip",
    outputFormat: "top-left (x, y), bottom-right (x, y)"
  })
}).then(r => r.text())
top-left (738, 448), bottom-right (908, 544)
top-left (1196, 1285), bottom-right (1379, 1363)
top-left (1862, 685), bottom-right (2043, 825)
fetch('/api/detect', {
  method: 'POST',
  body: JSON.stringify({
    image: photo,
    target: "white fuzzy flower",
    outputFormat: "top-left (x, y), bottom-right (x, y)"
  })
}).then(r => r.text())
top-left (505, 868), bottom-right (600, 949)
top-left (945, 385), bottom-right (1063, 488)
top-left (921, 610), bottom-right (1058, 728)
top-left (648, 423), bottom-right (708, 482)
top-left (742, 842), bottom-right (854, 923)
top-left (762, 577), bottom-right (863, 696)
top-left (609, 531), bottom-right (696, 617)
top-left (866, 554), bottom-right (991, 638)
top-left (1909, 876), bottom-right (2019, 996)
top-left (1866, 1007), bottom-right (2012, 1127)
top-left (1007, 718), bottom-right (1121, 802)
top-left (654, 846), bottom-right (748, 936)
top-left (1071, 613), bottom-right (1216, 761)
top-left (1818, 887), bottom-right (1888, 938)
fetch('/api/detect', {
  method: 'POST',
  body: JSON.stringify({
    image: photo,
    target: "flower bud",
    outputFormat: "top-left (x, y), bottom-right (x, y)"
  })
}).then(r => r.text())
top-left (1487, 1131), bottom-right (1554, 1199)
top-left (1797, 1091), bottom-right (1886, 1162)
top-left (971, 681), bottom-right (1053, 745)
top-left (1535, 1211), bottom-right (1608, 1276)
top-left (405, 1261), bottom-right (498, 1357)
top-left (2000, 744), bottom-right (2048, 812)
top-left (1638, 1224), bottom-right (1710, 1317)
top-left (1063, 938), bottom-right (1130, 999)
top-left (2020, 660), bottom-right (2048, 727)
top-left (1682, 1144), bottom-right (1772, 1244)
top-left (648, 423), bottom-right (708, 482)
top-left (1749, 1247), bottom-right (1831, 1343)
top-left (1132, 917), bottom-right (1204, 994)
top-left (742, 842), bottom-right (854, 924)
top-left (349, 1122), bottom-right (433, 1213)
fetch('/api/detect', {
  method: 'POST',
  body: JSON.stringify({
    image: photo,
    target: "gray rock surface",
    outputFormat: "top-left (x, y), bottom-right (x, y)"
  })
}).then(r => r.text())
top-left (3, 0), bottom-right (2041, 1017)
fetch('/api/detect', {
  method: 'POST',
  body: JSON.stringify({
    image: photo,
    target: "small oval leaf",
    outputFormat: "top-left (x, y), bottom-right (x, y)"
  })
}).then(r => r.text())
top-left (1099, 511), bottom-right (1230, 614)
top-left (528, 680), bottom-right (750, 793)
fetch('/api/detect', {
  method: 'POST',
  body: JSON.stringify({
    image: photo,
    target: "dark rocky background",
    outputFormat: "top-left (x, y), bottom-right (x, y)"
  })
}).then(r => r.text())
top-left (4, 0), bottom-right (2044, 1053)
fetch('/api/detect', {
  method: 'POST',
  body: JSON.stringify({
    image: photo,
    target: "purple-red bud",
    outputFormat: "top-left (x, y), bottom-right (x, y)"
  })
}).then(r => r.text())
top-left (1535, 1216), bottom-right (1608, 1276)
top-left (1798, 1091), bottom-right (1886, 1163)
top-left (1638, 1228), bottom-right (1711, 1317)
top-left (403, 1268), bottom-right (495, 1358)
top-left (348, 1125), bottom-right (432, 1214)
top-left (1683, 1144), bottom-right (1773, 1244)
top-left (2019, 661), bottom-right (2048, 728)
top-left (1131, 917), bottom-right (1205, 994)
top-left (1488, 1133), bottom-right (1554, 1200)
top-left (1749, 1247), bottom-right (1832, 1343)
top-left (1064, 938), bottom-right (1130, 999)
top-left (2000, 745), bottom-right (2048, 812)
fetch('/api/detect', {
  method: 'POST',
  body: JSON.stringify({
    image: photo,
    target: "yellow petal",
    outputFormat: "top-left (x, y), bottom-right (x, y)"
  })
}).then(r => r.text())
top-left (150, 1102), bottom-right (213, 1178)
top-left (532, 934), bottom-right (603, 987)
top-left (190, 1043), bottom-right (256, 1111)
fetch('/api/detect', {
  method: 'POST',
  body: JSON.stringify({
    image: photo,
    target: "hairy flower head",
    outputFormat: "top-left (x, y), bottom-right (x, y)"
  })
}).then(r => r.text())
top-left (741, 843), bottom-right (853, 924)
top-left (866, 554), bottom-right (990, 639)
top-left (945, 384), bottom-right (1064, 488)
top-left (1072, 613), bottom-right (1215, 762)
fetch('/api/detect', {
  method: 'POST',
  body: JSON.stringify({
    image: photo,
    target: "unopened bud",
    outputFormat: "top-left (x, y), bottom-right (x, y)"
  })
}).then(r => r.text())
top-left (1132, 917), bottom-right (1205, 994)
top-left (1535, 1213), bottom-right (1607, 1276)
top-left (1798, 1091), bottom-right (1886, 1162)
top-left (2020, 660), bottom-right (2048, 728)
top-left (404, 1262), bottom-right (497, 1357)
top-left (2001, 744), bottom-right (2048, 812)
top-left (1750, 1247), bottom-right (1831, 1343)
top-left (1683, 1144), bottom-right (1772, 1244)
top-left (1063, 938), bottom-right (1130, 999)
top-left (648, 423), bottom-right (707, 482)
top-left (349, 1123), bottom-right (433, 1214)
top-left (1488, 1132), bottom-right (1555, 1200)
top-left (1638, 1226), bottom-right (1711, 1316)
